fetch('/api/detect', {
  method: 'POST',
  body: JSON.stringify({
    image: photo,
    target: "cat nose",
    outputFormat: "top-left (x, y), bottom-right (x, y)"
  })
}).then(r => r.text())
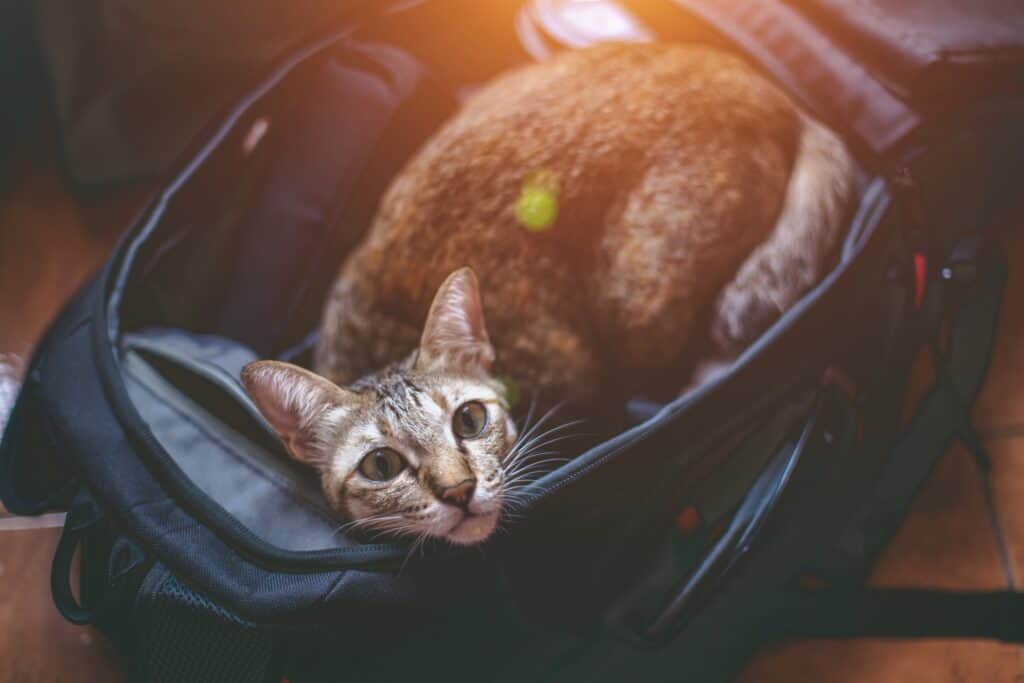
top-left (439, 478), bottom-right (476, 508)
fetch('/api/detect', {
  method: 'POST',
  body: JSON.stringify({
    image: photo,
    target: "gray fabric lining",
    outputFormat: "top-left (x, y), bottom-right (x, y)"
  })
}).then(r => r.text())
top-left (120, 330), bottom-right (349, 552)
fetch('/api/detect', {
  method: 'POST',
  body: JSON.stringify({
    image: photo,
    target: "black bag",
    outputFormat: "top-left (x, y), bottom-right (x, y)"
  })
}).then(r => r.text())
top-left (3, 1), bottom-right (1024, 681)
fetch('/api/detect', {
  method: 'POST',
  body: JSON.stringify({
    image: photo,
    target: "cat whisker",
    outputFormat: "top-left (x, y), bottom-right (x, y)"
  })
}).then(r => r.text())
top-left (502, 457), bottom-right (570, 483)
top-left (504, 474), bottom-right (556, 493)
top-left (333, 511), bottom-right (428, 543)
top-left (518, 395), bottom-right (539, 441)
top-left (504, 446), bottom-right (559, 468)
top-left (498, 497), bottom-right (537, 522)
top-left (500, 494), bottom-right (531, 513)
top-left (507, 430), bottom-right (585, 466)
top-left (504, 468), bottom-right (566, 486)
top-left (399, 530), bottom-right (432, 575)
top-left (502, 425), bottom-right (582, 474)
top-left (505, 418), bottom-right (585, 466)
top-left (501, 450), bottom-right (561, 474)
top-left (512, 407), bottom-right (571, 455)
top-left (511, 400), bottom-right (567, 454)
top-left (514, 395), bottom-right (545, 441)
top-left (501, 467), bottom-right (566, 502)
top-left (331, 518), bottom-right (387, 540)
top-left (503, 439), bottom-right (571, 479)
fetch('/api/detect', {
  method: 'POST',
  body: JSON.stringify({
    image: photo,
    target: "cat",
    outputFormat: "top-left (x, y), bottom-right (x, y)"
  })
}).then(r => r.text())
top-left (244, 269), bottom-right (519, 546)
top-left (242, 42), bottom-right (855, 545)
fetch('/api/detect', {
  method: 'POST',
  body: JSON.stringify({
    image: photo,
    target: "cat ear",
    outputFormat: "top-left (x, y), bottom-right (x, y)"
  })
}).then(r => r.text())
top-left (417, 267), bottom-right (495, 374)
top-left (241, 361), bottom-right (356, 467)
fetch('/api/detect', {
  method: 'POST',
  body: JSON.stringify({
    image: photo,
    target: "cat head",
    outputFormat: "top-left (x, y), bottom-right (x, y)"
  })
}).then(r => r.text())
top-left (242, 268), bottom-right (517, 546)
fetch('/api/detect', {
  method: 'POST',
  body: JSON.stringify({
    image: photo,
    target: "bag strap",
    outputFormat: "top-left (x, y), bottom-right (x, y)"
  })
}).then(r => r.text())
top-left (804, 232), bottom-right (1020, 641)
top-left (775, 587), bottom-right (1024, 643)
top-left (670, 0), bottom-right (920, 159)
top-left (841, 234), bottom-right (1006, 577)
top-left (614, 230), bottom-right (1011, 647)
top-left (51, 490), bottom-right (103, 625)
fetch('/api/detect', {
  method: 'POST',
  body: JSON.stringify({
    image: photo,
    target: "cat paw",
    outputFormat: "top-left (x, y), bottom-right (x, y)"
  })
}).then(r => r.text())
top-left (710, 285), bottom-right (782, 352)
top-left (680, 354), bottom-right (736, 396)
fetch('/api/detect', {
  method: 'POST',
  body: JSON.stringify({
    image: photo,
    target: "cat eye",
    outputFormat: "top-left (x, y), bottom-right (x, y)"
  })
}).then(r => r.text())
top-left (358, 448), bottom-right (406, 481)
top-left (453, 401), bottom-right (488, 439)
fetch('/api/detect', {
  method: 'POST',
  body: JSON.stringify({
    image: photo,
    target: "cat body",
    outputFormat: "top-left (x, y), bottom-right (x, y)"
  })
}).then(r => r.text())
top-left (316, 42), bottom-right (853, 408)
top-left (243, 43), bottom-right (855, 545)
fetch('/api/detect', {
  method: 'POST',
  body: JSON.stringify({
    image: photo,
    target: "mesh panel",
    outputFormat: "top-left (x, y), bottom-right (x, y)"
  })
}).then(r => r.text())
top-left (145, 571), bottom-right (272, 683)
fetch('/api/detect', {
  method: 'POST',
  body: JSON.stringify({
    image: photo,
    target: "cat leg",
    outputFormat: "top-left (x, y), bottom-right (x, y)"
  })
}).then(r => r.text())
top-left (683, 355), bottom-right (735, 394)
top-left (591, 147), bottom-right (788, 383)
top-left (710, 117), bottom-right (855, 354)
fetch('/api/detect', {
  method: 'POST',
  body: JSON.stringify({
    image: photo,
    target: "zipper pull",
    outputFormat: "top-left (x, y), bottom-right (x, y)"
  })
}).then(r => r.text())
top-left (890, 165), bottom-right (931, 312)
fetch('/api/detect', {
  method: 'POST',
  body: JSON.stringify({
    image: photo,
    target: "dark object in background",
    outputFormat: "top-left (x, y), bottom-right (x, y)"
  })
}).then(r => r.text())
top-left (31, 0), bottom-right (357, 189)
top-left (792, 0), bottom-right (1024, 108)
top-left (0, 0), bottom-right (44, 184)
top-left (29, 0), bottom-right (529, 190)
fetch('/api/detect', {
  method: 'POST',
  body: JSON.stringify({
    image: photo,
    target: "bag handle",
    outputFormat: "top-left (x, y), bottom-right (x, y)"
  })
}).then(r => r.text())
top-left (50, 491), bottom-right (103, 625)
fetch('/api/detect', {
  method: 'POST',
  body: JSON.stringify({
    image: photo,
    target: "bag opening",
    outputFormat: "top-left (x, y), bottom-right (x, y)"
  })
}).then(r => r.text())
top-left (100, 13), bottom-right (875, 560)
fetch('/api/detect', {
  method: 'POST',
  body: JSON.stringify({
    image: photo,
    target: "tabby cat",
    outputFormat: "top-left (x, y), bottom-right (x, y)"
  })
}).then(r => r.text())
top-left (241, 42), bottom-right (855, 545)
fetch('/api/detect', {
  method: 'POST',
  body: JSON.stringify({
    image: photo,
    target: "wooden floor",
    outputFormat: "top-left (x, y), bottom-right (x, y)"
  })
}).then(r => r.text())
top-left (2, 128), bottom-right (1024, 681)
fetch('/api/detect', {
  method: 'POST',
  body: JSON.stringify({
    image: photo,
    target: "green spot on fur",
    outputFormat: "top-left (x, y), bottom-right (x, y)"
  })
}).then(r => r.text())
top-left (499, 374), bottom-right (521, 409)
top-left (516, 169), bottom-right (560, 232)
